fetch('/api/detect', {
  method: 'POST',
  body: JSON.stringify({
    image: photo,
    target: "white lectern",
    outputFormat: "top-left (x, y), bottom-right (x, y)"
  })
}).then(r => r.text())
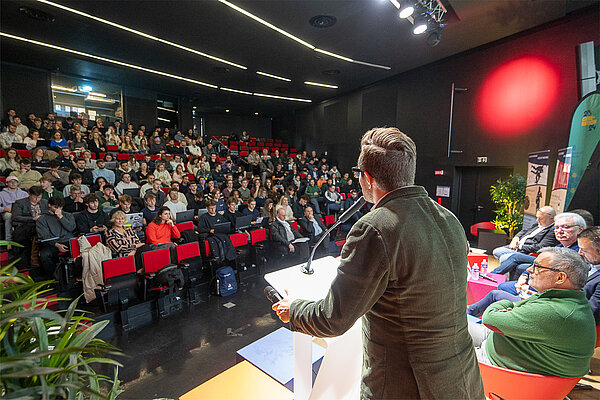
top-left (265, 256), bottom-right (362, 400)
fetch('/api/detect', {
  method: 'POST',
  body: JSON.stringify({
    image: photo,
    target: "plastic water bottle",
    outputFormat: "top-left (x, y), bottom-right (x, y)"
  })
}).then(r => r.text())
top-left (481, 259), bottom-right (488, 276)
top-left (471, 263), bottom-right (479, 280)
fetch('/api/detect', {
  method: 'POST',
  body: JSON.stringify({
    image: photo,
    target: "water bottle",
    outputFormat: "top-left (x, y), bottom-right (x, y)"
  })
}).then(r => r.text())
top-left (471, 263), bottom-right (479, 280)
top-left (481, 259), bottom-right (488, 276)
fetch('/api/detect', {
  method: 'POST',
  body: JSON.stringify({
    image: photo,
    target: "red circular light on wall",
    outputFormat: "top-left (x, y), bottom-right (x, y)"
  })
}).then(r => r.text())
top-left (476, 56), bottom-right (560, 136)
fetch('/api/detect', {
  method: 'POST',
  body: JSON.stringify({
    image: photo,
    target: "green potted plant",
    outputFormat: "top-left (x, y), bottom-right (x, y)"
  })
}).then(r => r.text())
top-left (489, 174), bottom-right (526, 239)
top-left (0, 249), bottom-right (123, 400)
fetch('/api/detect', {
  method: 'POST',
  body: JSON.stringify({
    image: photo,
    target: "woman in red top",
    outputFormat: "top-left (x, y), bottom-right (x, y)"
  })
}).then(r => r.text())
top-left (145, 206), bottom-right (181, 246)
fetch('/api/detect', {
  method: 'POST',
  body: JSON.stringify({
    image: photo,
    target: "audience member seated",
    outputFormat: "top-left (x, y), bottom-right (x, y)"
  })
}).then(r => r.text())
top-left (242, 197), bottom-right (259, 222)
top-left (141, 192), bottom-right (158, 226)
top-left (324, 184), bottom-right (343, 215)
top-left (299, 205), bottom-right (329, 257)
top-left (106, 210), bottom-right (146, 257)
top-left (116, 160), bottom-right (139, 183)
top-left (223, 197), bottom-right (242, 230)
top-left (36, 196), bottom-right (76, 279)
top-left (70, 158), bottom-right (94, 187)
top-left (39, 176), bottom-right (63, 201)
top-left (490, 212), bottom-right (585, 279)
top-left (154, 162), bottom-right (172, 186)
top-left (271, 207), bottom-right (309, 262)
top-left (292, 195), bottom-right (310, 219)
top-left (578, 226), bottom-right (600, 324)
top-left (30, 147), bottom-right (50, 174)
top-left (115, 172), bottom-right (139, 195)
top-left (108, 194), bottom-right (139, 219)
top-left (63, 185), bottom-right (85, 213)
top-left (275, 196), bottom-right (294, 221)
top-left (42, 159), bottom-right (69, 191)
top-left (163, 188), bottom-right (186, 221)
top-left (92, 159), bottom-right (115, 185)
top-left (98, 183), bottom-right (119, 208)
top-left (493, 206), bottom-right (557, 262)
top-left (343, 189), bottom-right (363, 225)
top-left (0, 175), bottom-right (29, 240)
top-left (469, 247), bottom-right (596, 378)
top-left (144, 179), bottom-right (167, 207)
top-left (0, 148), bottom-right (21, 174)
top-left (75, 194), bottom-right (109, 236)
top-left (145, 206), bottom-right (180, 247)
top-left (305, 178), bottom-right (322, 214)
top-left (9, 159), bottom-right (42, 190)
top-left (169, 182), bottom-right (188, 205)
top-left (63, 173), bottom-right (90, 198)
top-left (0, 123), bottom-right (23, 148)
top-left (197, 200), bottom-right (224, 238)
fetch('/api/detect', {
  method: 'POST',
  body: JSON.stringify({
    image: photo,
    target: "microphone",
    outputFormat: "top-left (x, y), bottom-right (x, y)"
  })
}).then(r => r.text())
top-left (264, 285), bottom-right (283, 303)
top-left (301, 196), bottom-right (366, 275)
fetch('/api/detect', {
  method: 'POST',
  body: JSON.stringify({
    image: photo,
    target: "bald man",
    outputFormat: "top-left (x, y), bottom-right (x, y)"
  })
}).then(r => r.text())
top-left (493, 206), bottom-right (558, 262)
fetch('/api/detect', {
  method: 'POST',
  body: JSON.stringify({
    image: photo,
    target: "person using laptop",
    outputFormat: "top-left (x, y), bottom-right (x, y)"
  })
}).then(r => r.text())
top-left (115, 172), bottom-right (139, 196)
top-left (223, 197), bottom-right (242, 231)
top-left (242, 197), bottom-right (259, 222)
top-left (108, 194), bottom-right (139, 219)
top-left (75, 194), bottom-right (109, 236)
top-left (198, 199), bottom-right (224, 238)
top-left (163, 188), bottom-right (186, 222)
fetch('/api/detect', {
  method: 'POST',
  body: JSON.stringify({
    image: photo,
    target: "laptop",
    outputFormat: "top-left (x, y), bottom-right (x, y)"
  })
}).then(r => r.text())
top-left (235, 215), bottom-right (253, 230)
top-left (124, 212), bottom-right (144, 228)
top-left (175, 209), bottom-right (195, 224)
top-left (12, 143), bottom-right (28, 150)
top-left (213, 222), bottom-right (231, 234)
top-left (37, 139), bottom-right (52, 148)
top-left (104, 161), bottom-right (117, 170)
top-left (123, 187), bottom-right (140, 198)
top-left (197, 208), bottom-right (209, 217)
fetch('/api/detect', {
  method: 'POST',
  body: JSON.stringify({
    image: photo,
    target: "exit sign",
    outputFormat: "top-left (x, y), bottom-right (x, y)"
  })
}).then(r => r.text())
top-left (434, 170), bottom-right (445, 176)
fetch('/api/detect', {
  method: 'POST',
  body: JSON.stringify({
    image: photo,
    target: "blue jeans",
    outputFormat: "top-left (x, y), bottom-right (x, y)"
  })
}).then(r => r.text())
top-left (492, 246), bottom-right (517, 262)
top-left (467, 290), bottom-right (520, 317)
top-left (490, 253), bottom-right (535, 280)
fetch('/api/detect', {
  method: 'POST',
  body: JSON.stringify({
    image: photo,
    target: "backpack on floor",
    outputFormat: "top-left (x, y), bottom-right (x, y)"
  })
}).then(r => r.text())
top-left (215, 266), bottom-right (237, 296)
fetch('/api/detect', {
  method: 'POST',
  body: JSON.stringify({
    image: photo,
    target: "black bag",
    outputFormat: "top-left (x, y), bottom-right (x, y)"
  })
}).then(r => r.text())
top-left (12, 223), bottom-right (36, 245)
top-left (152, 264), bottom-right (185, 290)
top-left (181, 229), bottom-right (199, 244)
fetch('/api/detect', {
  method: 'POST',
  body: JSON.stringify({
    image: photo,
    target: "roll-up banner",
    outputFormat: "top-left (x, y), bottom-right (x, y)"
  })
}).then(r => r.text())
top-left (522, 150), bottom-right (550, 231)
top-left (549, 147), bottom-right (573, 213)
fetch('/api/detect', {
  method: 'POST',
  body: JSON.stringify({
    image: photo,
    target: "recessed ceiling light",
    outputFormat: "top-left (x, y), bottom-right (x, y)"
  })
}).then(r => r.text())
top-left (304, 81), bottom-right (338, 89)
top-left (253, 92), bottom-right (312, 102)
top-left (51, 85), bottom-right (76, 92)
top-left (157, 106), bottom-right (178, 113)
top-left (256, 71), bottom-right (291, 82)
top-left (309, 15), bottom-right (337, 28)
top-left (193, 106), bottom-right (197, 109)
top-left (36, 0), bottom-right (247, 69)
top-left (220, 87), bottom-right (253, 95)
top-left (225, 109), bottom-right (230, 112)
top-left (157, 117), bottom-right (170, 122)
top-left (254, 112), bottom-right (259, 115)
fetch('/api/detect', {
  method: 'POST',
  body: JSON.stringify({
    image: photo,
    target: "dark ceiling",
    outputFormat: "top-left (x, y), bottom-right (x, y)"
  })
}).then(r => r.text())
top-left (0, 0), bottom-right (596, 117)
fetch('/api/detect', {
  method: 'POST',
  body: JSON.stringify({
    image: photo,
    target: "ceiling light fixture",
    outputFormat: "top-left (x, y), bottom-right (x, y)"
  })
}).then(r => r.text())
top-left (0, 32), bottom-right (218, 89)
top-left (413, 16), bottom-right (428, 35)
top-left (89, 92), bottom-right (106, 97)
top-left (304, 81), bottom-right (338, 89)
top-left (36, 0), bottom-right (247, 70)
top-left (220, 87), bottom-right (254, 96)
top-left (225, 109), bottom-right (230, 112)
top-left (254, 112), bottom-right (259, 115)
top-left (398, 1), bottom-right (415, 19)
top-left (218, 0), bottom-right (390, 70)
top-left (85, 95), bottom-right (115, 103)
top-left (51, 84), bottom-right (76, 92)
top-left (157, 106), bottom-right (178, 113)
top-left (256, 71), bottom-right (291, 82)
top-left (157, 117), bottom-right (171, 122)
top-left (253, 93), bottom-right (312, 103)
top-left (1, 33), bottom-right (313, 103)
top-left (388, 0), bottom-right (401, 8)
top-left (80, 85), bottom-right (93, 92)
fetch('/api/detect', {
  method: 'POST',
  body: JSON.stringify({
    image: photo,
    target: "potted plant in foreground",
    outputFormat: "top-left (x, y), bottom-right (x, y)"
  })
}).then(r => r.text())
top-left (0, 248), bottom-right (123, 400)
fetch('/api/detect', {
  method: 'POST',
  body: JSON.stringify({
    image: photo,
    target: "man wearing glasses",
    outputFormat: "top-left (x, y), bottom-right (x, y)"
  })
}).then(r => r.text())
top-left (491, 212), bottom-right (585, 279)
top-left (578, 227), bottom-right (600, 324)
top-left (273, 127), bottom-right (484, 399)
top-left (470, 247), bottom-right (596, 378)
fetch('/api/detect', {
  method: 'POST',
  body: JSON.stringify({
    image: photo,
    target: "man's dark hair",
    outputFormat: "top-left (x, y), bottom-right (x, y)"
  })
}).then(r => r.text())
top-left (83, 193), bottom-right (99, 205)
top-left (20, 158), bottom-right (31, 165)
top-left (70, 173), bottom-right (82, 182)
top-left (206, 199), bottom-right (217, 207)
top-left (301, 194), bottom-right (310, 202)
top-left (104, 183), bottom-right (114, 190)
top-left (48, 159), bottom-right (60, 169)
top-left (48, 196), bottom-right (65, 207)
top-left (28, 186), bottom-right (43, 196)
top-left (579, 226), bottom-right (600, 251)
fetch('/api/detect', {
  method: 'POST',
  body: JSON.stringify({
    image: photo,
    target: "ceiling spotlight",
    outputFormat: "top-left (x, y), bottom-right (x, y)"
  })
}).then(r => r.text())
top-left (225, 109), bottom-right (230, 112)
top-left (80, 85), bottom-right (93, 92)
top-left (254, 112), bottom-right (259, 115)
top-left (413, 16), bottom-right (428, 35)
top-left (398, 2), bottom-right (414, 19)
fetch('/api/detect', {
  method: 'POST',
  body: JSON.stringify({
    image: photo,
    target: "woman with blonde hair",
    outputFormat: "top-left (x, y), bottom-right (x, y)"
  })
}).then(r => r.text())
top-left (121, 135), bottom-right (139, 153)
top-left (275, 195), bottom-right (294, 221)
top-left (106, 210), bottom-right (145, 257)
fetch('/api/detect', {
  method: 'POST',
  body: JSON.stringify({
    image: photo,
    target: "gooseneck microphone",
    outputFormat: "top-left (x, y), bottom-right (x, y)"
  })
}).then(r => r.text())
top-left (301, 196), bottom-right (366, 275)
top-left (264, 285), bottom-right (283, 303)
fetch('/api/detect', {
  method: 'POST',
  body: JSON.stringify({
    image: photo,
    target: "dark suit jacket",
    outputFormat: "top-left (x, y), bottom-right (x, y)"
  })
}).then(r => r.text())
top-left (270, 219), bottom-right (303, 245)
top-left (11, 198), bottom-right (49, 226)
top-left (584, 269), bottom-right (600, 324)
top-left (515, 224), bottom-right (558, 254)
top-left (299, 216), bottom-right (328, 243)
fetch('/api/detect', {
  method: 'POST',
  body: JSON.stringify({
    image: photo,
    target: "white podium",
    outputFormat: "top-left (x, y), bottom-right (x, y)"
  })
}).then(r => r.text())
top-left (265, 256), bottom-right (362, 400)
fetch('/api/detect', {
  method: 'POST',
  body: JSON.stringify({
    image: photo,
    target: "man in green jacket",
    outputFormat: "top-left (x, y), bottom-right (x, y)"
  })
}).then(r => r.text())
top-left (273, 127), bottom-right (484, 399)
top-left (471, 246), bottom-right (596, 378)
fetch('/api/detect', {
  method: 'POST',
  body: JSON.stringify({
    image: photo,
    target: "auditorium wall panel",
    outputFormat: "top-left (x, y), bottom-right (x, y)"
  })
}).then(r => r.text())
top-left (275, 7), bottom-right (599, 212)
top-left (203, 114), bottom-right (272, 139)
top-left (1, 62), bottom-right (51, 119)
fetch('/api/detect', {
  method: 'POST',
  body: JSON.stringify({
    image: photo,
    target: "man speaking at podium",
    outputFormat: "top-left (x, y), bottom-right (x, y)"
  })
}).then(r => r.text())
top-left (273, 127), bottom-right (484, 399)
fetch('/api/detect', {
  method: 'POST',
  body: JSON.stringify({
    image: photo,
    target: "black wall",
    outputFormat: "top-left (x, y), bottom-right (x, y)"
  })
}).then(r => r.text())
top-left (274, 8), bottom-right (600, 218)
top-left (1, 62), bottom-right (51, 119)
top-left (203, 114), bottom-right (272, 139)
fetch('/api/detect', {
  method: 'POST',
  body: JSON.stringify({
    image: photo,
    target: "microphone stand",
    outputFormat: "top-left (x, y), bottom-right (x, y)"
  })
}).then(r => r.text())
top-left (301, 196), bottom-right (366, 275)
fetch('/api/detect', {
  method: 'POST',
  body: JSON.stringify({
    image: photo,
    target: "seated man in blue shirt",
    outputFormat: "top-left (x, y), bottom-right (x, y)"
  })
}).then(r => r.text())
top-left (299, 205), bottom-right (329, 257)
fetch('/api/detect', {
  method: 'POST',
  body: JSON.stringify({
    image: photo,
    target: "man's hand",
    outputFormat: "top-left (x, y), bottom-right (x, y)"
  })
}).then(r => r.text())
top-left (55, 243), bottom-right (68, 252)
top-left (54, 208), bottom-right (63, 219)
top-left (210, 229), bottom-right (215, 234)
top-left (508, 237), bottom-right (519, 250)
top-left (289, 243), bottom-right (295, 253)
top-left (272, 289), bottom-right (291, 323)
top-left (3, 207), bottom-right (11, 213)
top-left (33, 215), bottom-right (40, 221)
